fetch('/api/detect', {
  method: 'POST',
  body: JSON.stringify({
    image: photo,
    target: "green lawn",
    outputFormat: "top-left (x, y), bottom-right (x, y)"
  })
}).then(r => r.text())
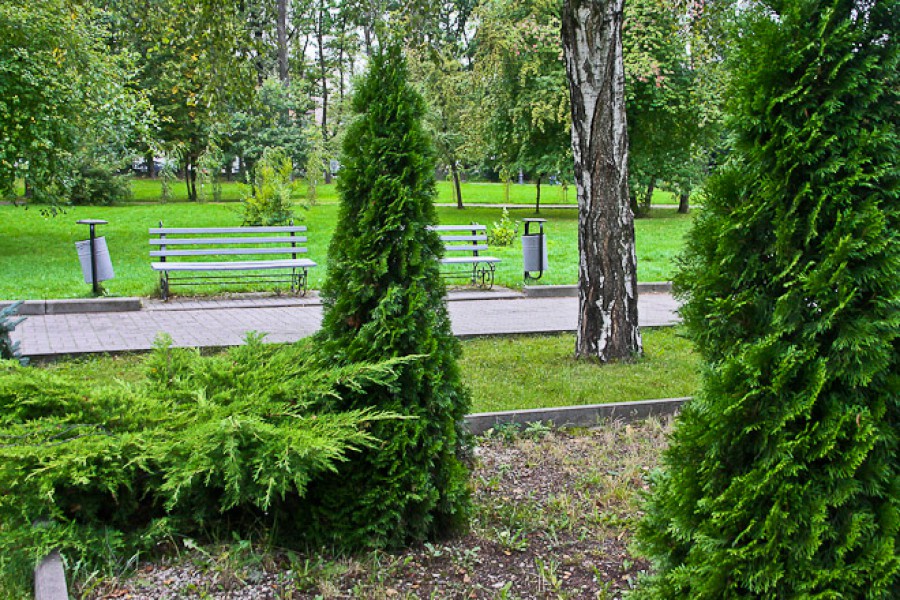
top-left (12, 177), bottom-right (681, 207)
top-left (461, 329), bottom-right (698, 413)
top-left (44, 328), bottom-right (697, 414)
top-left (125, 178), bottom-right (679, 206)
top-left (0, 203), bottom-right (691, 300)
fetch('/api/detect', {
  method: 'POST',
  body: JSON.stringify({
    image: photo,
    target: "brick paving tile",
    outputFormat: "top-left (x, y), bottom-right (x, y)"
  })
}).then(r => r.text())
top-left (11, 293), bottom-right (680, 359)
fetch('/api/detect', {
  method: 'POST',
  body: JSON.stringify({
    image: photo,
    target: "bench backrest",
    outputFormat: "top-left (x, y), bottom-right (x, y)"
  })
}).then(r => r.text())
top-left (429, 224), bottom-right (490, 257)
top-left (150, 223), bottom-right (309, 261)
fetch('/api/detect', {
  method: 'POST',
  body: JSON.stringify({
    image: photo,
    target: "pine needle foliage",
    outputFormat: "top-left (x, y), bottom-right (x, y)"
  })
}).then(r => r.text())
top-left (0, 301), bottom-right (27, 365)
top-left (634, 1), bottom-right (899, 597)
top-left (0, 335), bottom-right (405, 594)
top-left (306, 43), bottom-right (472, 548)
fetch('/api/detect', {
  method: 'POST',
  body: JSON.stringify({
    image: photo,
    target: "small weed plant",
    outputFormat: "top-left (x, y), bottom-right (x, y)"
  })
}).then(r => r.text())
top-left (242, 146), bottom-right (295, 226)
top-left (488, 207), bottom-right (518, 246)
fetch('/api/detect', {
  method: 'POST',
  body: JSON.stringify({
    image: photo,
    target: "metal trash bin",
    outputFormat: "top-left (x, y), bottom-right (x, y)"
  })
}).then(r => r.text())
top-left (75, 219), bottom-right (113, 294)
top-left (75, 237), bottom-right (114, 284)
top-left (522, 218), bottom-right (548, 280)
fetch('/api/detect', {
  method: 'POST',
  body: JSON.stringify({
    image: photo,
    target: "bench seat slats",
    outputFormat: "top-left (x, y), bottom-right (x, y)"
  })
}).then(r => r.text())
top-left (150, 236), bottom-right (307, 246)
top-left (439, 235), bottom-right (488, 242)
top-left (429, 224), bottom-right (487, 232)
top-left (152, 259), bottom-right (316, 272)
top-left (441, 256), bottom-right (500, 265)
top-left (151, 221), bottom-right (316, 299)
top-left (150, 247), bottom-right (308, 258)
top-left (150, 226), bottom-right (307, 235)
top-left (444, 244), bottom-right (489, 253)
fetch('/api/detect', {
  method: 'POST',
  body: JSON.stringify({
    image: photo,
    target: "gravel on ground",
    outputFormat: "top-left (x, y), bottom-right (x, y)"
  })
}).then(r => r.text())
top-left (82, 418), bottom-right (672, 599)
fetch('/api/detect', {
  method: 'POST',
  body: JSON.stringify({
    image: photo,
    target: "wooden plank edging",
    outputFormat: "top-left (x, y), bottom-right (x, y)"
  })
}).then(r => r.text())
top-left (34, 550), bottom-right (68, 600)
top-left (464, 397), bottom-right (689, 435)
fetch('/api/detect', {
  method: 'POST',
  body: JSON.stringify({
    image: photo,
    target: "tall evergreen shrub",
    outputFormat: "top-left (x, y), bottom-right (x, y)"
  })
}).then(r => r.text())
top-left (635, 1), bottom-right (898, 597)
top-left (305, 44), bottom-right (471, 547)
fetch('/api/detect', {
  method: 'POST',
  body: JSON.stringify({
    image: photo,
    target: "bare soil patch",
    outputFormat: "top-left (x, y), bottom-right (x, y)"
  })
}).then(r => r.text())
top-left (84, 419), bottom-right (671, 599)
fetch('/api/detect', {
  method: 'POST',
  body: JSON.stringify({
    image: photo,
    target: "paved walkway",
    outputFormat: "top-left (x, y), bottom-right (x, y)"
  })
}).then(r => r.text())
top-left (12, 291), bottom-right (680, 359)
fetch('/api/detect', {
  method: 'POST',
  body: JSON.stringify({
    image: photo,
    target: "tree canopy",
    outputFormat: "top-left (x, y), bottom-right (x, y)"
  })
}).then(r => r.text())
top-left (0, 0), bottom-right (149, 201)
top-left (636, 0), bottom-right (899, 595)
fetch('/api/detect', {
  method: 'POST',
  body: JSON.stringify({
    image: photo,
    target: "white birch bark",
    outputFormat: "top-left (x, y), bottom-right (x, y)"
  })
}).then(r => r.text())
top-left (562, 0), bottom-right (642, 361)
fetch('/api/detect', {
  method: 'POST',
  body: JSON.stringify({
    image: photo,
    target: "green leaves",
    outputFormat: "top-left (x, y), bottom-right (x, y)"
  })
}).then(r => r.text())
top-left (636, 1), bottom-right (899, 597)
top-left (314, 43), bottom-right (472, 548)
top-left (0, 336), bottom-right (408, 593)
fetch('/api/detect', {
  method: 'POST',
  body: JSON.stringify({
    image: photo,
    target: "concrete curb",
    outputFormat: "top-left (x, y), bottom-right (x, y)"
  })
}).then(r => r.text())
top-left (34, 550), bottom-right (68, 600)
top-left (464, 397), bottom-right (688, 435)
top-left (1, 298), bottom-right (142, 316)
top-left (524, 282), bottom-right (672, 297)
top-left (5, 285), bottom-right (676, 314)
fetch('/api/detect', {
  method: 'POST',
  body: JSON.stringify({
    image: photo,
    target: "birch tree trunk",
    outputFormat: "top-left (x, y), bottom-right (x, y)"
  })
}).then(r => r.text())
top-left (562, 0), bottom-right (642, 361)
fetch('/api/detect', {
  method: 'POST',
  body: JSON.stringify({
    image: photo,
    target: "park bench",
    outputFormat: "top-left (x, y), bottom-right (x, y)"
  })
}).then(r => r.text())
top-left (429, 224), bottom-right (501, 289)
top-left (149, 222), bottom-right (316, 300)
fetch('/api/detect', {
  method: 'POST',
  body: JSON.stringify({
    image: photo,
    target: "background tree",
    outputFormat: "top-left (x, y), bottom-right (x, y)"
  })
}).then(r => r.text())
top-left (0, 0), bottom-right (149, 203)
top-left (304, 43), bottom-right (471, 547)
top-left (409, 48), bottom-right (477, 209)
top-left (636, 0), bottom-right (899, 596)
top-left (562, 0), bottom-right (642, 362)
top-left (623, 0), bottom-right (705, 216)
top-left (473, 0), bottom-right (571, 212)
top-left (228, 77), bottom-right (313, 178)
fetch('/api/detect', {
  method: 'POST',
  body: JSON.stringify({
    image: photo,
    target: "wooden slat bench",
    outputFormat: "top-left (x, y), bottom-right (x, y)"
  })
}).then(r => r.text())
top-left (149, 222), bottom-right (316, 300)
top-left (429, 224), bottom-right (501, 289)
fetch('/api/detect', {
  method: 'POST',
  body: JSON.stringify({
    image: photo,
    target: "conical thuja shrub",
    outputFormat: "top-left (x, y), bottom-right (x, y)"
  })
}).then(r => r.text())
top-left (635, 1), bottom-right (899, 597)
top-left (302, 43), bottom-right (471, 547)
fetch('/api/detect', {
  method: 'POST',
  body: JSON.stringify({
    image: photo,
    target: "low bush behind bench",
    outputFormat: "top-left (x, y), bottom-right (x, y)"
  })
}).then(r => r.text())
top-left (429, 224), bottom-right (501, 289)
top-left (150, 222), bottom-right (316, 300)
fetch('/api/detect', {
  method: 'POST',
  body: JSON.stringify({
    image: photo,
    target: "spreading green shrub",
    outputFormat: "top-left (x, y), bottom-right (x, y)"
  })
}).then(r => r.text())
top-left (0, 335), bottom-right (408, 594)
top-left (66, 154), bottom-right (132, 206)
top-left (304, 43), bottom-right (472, 548)
top-left (0, 301), bottom-right (27, 364)
top-left (635, 1), bottom-right (899, 597)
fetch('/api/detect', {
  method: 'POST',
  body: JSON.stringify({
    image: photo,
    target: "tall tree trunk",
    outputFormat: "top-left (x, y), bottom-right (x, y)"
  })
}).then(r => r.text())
top-left (317, 0), bottom-right (332, 184)
top-left (562, 0), bottom-right (642, 362)
top-left (277, 0), bottom-right (289, 83)
top-left (451, 161), bottom-right (464, 209)
top-left (640, 177), bottom-right (655, 217)
top-left (185, 151), bottom-right (198, 202)
top-left (535, 175), bottom-right (542, 214)
top-left (678, 191), bottom-right (690, 214)
top-left (145, 152), bottom-right (155, 178)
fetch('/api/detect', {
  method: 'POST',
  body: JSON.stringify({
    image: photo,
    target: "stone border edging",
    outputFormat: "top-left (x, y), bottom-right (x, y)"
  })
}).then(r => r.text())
top-left (464, 396), bottom-right (688, 435)
top-left (0, 298), bottom-right (142, 316)
top-left (34, 550), bottom-right (68, 600)
top-left (523, 282), bottom-right (672, 298)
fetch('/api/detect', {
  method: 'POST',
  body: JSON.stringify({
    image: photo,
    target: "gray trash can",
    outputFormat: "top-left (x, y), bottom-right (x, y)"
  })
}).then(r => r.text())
top-left (522, 218), bottom-right (548, 280)
top-left (75, 236), bottom-right (115, 284)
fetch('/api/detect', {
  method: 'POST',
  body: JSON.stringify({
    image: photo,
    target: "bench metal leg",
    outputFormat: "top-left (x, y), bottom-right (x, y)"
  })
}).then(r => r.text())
top-left (160, 273), bottom-right (170, 301)
top-left (292, 269), bottom-right (309, 297)
top-left (476, 264), bottom-right (495, 290)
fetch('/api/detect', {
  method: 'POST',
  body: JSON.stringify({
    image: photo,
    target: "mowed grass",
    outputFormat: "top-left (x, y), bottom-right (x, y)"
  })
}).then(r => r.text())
top-left (0, 203), bottom-right (691, 300)
top-left (462, 329), bottom-right (698, 413)
top-left (41, 328), bottom-right (698, 413)
top-left (125, 178), bottom-right (679, 206)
